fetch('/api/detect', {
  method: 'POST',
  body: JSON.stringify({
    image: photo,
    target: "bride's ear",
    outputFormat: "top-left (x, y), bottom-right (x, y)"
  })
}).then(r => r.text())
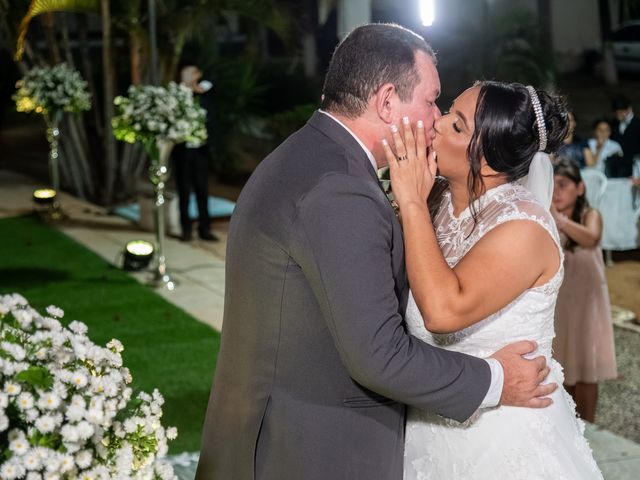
top-left (374, 83), bottom-right (396, 123)
top-left (479, 157), bottom-right (498, 177)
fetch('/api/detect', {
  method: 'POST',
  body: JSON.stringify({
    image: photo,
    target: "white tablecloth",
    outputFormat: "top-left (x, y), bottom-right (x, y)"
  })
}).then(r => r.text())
top-left (600, 178), bottom-right (640, 251)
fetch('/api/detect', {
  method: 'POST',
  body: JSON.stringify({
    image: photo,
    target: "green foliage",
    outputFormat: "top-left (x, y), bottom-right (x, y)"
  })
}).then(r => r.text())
top-left (267, 103), bottom-right (317, 145)
top-left (13, 63), bottom-right (91, 120)
top-left (14, 365), bottom-right (54, 389)
top-left (482, 8), bottom-right (555, 86)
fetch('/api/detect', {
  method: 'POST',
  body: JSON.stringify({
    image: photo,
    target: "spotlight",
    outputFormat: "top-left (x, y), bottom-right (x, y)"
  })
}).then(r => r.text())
top-left (123, 240), bottom-right (154, 271)
top-left (33, 188), bottom-right (57, 206)
top-left (419, 0), bottom-right (435, 27)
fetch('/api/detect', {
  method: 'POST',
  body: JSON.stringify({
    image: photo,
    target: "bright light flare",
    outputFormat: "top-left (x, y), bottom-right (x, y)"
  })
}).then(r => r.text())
top-left (419, 0), bottom-right (435, 27)
top-left (33, 188), bottom-right (57, 200)
top-left (126, 240), bottom-right (154, 256)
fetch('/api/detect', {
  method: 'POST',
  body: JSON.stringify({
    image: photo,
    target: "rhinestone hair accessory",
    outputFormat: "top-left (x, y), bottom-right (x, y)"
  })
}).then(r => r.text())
top-left (526, 85), bottom-right (547, 152)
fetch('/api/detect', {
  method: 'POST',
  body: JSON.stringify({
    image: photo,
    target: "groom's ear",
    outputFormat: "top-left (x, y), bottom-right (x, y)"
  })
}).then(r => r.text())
top-left (374, 83), bottom-right (396, 123)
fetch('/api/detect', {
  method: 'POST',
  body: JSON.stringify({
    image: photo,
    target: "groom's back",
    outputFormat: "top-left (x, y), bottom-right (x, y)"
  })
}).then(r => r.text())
top-left (195, 113), bottom-right (406, 480)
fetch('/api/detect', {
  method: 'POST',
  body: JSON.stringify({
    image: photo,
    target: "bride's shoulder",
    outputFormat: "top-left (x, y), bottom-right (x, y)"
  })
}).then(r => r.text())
top-left (481, 183), bottom-right (553, 226)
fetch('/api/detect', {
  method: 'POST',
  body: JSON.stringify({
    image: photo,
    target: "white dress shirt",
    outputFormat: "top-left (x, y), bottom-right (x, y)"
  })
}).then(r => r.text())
top-left (619, 111), bottom-right (634, 136)
top-left (587, 138), bottom-right (624, 173)
top-left (318, 110), bottom-right (504, 408)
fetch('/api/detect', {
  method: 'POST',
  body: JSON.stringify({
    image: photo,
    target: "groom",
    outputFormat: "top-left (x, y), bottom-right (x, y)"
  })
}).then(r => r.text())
top-left (196, 23), bottom-right (555, 480)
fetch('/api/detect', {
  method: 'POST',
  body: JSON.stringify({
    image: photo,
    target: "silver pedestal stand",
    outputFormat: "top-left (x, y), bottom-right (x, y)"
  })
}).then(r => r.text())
top-left (149, 139), bottom-right (177, 290)
top-left (45, 115), bottom-right (63, 219)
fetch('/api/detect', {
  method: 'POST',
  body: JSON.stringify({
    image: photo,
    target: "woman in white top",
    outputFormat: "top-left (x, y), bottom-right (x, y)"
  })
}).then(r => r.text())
top-left (585, 118), bottom-right (623, 173)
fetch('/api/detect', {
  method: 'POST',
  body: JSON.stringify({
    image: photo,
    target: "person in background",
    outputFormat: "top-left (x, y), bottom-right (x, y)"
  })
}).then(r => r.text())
top-left (584, 118), bottom-right (623, 174)
top-left (172, 63), bottom-right (218, 242)
top-left (610, 95), bottom-right (640, 178)
top-left (551, 158), bottom-right (617, 423)
top-left (557, 111), bottom-right (590, 168)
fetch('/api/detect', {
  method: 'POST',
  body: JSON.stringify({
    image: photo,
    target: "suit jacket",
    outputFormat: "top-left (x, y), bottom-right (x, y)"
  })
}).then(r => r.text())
top-left (195, 111), bottom-right (491, 480)
top-left (611, 115), bottom-right (640, 176)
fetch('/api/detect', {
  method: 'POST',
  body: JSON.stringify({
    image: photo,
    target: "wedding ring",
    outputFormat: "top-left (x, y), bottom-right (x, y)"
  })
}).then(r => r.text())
top-left (397, 155), bottom-right (407, 161)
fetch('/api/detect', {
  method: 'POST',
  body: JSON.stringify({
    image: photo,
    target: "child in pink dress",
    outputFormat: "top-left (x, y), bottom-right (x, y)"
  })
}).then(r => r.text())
top-left (552, 158), bottom-right (618, 422)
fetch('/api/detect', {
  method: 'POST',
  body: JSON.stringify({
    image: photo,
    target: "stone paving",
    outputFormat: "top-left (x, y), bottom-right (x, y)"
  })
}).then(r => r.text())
top-left (2, 168), bottom-right (640, 479)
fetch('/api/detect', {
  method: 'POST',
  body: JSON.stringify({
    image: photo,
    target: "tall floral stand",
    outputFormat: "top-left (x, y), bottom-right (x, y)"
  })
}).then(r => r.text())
top-left (148, 139), bottom-right (177, 290)
top-left (44, 114), bottom-right (64, 219)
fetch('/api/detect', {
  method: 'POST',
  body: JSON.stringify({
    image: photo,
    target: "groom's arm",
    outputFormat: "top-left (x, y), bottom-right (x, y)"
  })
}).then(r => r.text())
top-left (292, 173), bottom-right (491, 422)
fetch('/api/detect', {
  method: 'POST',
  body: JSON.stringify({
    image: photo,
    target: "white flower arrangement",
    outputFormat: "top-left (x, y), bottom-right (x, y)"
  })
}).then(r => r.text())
top-left (0, 294), bottom-right (178, 480)
top-left (112, 83), bottom-right (207, 149)
top-left (13, 63), bottom-right (91, 122)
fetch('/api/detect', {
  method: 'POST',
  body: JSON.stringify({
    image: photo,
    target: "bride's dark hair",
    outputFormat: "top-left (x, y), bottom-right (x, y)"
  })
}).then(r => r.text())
top-left (468, 81), bottom-right (568, 196)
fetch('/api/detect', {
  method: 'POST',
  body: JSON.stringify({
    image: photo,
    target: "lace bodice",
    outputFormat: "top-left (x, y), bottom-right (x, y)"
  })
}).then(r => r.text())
top-left (405, 182), bottom-right (564, 361)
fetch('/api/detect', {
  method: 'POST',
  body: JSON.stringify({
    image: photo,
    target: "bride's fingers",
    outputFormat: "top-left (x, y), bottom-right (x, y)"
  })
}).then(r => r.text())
top-left (401, 117), bottom-right (416, 159)
top-left (416, 120), bottom-right (427, 161)
top-left (382, 138), bottom-right (398, 170)
top-left (391, 125), bottom-right (407, 160)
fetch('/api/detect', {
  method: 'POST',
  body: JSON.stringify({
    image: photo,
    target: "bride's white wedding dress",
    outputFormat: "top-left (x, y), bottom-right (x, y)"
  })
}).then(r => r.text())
top-left (404, 183), bottom-right (603, 480)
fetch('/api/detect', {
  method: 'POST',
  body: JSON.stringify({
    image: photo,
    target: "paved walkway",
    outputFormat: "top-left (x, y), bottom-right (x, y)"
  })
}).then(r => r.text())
top-left (2, 168), bottom-right (640, 479)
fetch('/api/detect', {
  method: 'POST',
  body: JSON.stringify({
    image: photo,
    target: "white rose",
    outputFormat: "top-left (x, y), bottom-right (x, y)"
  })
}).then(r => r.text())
top-left (166, 427), bottom-right (178, 440)
top-left (4, 382), bottom-right (21, 396)
top-left (23, 450), bottom-right (42, 471)
top-left (38, 392), bottom-right (61, 410)
top-left (71, 371), bottom-right (88, 388)
top-left (9, 436), bottom-right (29, 455)
top-left (46, 305), bottom-right (64, 318)
top-left (75, 450), bottom-right (93, 469)
top-left (35, 415), bottom-right (56, 433)
top-left (61, 424), bottom-right (80, 442)
top-left (66, 405), bottom-right (85, 422)
top-left (58, 453), bottom-right (74, 473)
top-left (0, 459), bottom-right (25, 480)
top-left (0, 412), bottom-right (9, 431)
top-left (68, 321), bottom-right (88, 335)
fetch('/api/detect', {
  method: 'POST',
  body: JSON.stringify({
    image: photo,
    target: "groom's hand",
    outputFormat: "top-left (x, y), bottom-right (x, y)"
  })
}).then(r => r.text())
top-left (491, 340), bottom-right (557, 408)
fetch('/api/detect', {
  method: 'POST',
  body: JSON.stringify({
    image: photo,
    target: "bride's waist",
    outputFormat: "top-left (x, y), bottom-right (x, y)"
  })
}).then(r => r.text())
top-left (426, 335), bottom-right (554, 360)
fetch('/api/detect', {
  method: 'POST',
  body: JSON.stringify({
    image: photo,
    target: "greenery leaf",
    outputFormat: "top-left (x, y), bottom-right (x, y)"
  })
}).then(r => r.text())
top-left (15, 365), bottom-right (54, 389)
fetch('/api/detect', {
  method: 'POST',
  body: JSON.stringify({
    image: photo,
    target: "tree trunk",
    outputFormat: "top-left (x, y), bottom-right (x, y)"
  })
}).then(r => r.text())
top-left (130, 31), bottom-right (143, 85)
top-left (78, 14), bottom-right (103, 137)
top-left (101, 0), bottom-right (118, 205)
top-left (162, 32), bottom-right (186, 84)
top-left (41, 13), bottom-right (61, 64)
top-left (60, 13), bottom-right (75, 67)
top-left (65, 115), bottom-right (96, 197)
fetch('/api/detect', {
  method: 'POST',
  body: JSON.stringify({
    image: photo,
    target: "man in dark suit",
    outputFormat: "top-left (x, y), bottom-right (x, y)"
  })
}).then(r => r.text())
top-left (196, 24), bottom-right (553, 480)
top-left (173, 64), bottom-right (218, 241)
top-left (610, 95), bottom-right (640, 178)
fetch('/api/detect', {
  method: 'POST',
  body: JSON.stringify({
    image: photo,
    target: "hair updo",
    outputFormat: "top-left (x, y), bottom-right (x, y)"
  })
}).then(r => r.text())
top-left (466, 81), bottom-right (569, 200)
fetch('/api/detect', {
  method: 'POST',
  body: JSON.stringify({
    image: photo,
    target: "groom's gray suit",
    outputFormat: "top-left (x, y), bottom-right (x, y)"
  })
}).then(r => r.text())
top-left (196, 111), bottom-right (491, 480)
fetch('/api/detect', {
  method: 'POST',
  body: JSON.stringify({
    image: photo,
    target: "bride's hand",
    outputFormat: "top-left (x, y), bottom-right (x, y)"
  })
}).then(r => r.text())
top-left (382, 117), bottom-right (437, 210)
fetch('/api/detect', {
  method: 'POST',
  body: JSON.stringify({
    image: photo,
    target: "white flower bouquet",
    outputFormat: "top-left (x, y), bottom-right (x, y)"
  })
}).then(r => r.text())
top-left (112, 83), bottom-right (207, 152)
top-left (13, 63), bottom-right (91, 123)
top-left (0, 294), bottom-right (178, 480)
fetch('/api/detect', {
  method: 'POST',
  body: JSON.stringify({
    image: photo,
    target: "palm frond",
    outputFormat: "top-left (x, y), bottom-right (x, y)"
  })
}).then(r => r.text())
top-left (15, 0), bottom-right (99, 60)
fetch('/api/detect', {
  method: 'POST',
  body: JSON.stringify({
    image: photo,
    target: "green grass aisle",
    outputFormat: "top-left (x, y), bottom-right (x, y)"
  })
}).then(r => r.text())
top-left (0, 215), bottom-right (221, 454)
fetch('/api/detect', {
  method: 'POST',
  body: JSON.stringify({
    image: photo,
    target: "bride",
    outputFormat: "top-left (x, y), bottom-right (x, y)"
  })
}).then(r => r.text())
top-left (383, 81), bottom-right (603, 479)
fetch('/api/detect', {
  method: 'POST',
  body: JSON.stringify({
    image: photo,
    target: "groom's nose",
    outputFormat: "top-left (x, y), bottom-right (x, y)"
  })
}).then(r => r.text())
top-left (433, 105), bottom-right (442, 120)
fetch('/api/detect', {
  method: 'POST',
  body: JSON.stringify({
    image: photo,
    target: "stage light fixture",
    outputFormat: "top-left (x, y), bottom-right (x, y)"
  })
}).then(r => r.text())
top-left (123, 240), bottom-right (155, 271)
top-left (32, 188), bottom-right (57, 205)
top-left (419, 0), bottom-right (435, 26)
